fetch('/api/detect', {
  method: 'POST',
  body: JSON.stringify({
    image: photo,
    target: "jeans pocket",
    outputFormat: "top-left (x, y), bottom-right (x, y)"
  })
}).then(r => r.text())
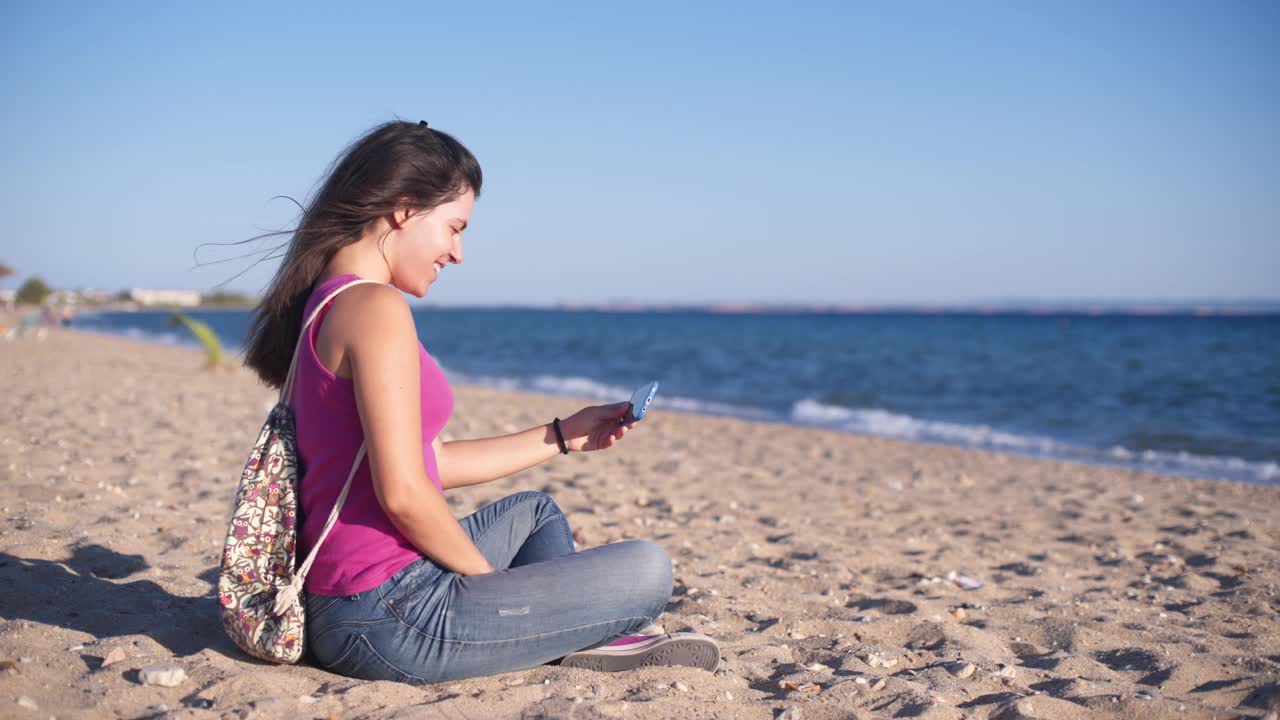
top-left (316, 631), bottom-right (361, 671)
top-left (381, 559), bottom-right (446, 610)
top-left (326, 632), bottom-right (424, 684)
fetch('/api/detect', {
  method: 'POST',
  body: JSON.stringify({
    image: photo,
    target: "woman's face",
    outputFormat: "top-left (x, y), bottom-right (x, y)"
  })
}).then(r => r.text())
top-left (389, 189), bottom-right (474, 298)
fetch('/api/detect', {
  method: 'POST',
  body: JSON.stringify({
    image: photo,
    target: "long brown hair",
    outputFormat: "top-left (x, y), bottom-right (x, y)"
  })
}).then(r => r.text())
top-left (242, 120), bottom-right (482, 388)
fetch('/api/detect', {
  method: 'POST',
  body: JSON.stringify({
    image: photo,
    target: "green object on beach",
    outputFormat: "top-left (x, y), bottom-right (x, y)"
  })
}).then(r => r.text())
top-left (169, 313), bottom-right (225, 369)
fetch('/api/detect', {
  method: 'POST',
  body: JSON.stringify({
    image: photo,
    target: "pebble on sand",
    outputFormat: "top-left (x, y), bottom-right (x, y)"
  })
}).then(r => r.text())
top-left (17, 696), bottom-right (38, 711)
top-left (101, 647), bottom-right (127, 668)
top-left (946, 571), bottom-right (984, 590)
top-left (949, 661), bottom-right (977, 679)
top-left (138, 663), bottom-right (186, 687)
top-left (864, 651), bottom-right (886, 667)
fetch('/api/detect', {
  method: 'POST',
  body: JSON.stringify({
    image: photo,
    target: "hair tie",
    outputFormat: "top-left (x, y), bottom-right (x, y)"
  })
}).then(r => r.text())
top-left (418, 120), bottom-right (429, 128)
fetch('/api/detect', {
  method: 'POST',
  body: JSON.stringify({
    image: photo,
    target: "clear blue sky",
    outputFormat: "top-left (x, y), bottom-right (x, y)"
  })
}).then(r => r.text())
top-left (2, 1), bottom-right (1277, 305)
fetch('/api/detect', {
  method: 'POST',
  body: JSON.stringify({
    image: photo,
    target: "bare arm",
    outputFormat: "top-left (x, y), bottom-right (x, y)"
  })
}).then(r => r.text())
top-left (435, 425), bottom-right (562, 490)
top-left (346, 286), bottom-right (493, 575)
top-left (433, 403), bottom-right (636, 490)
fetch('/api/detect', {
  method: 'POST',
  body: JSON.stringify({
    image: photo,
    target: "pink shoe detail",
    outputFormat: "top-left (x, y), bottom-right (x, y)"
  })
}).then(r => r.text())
top-left (605, 634), bottom-right (660, 648)
top-left (560, 632), bottom-right (720, 672)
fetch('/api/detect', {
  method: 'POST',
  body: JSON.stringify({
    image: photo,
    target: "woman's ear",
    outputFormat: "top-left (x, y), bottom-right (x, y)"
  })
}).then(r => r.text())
top-left (387, 206), bottom-right (411, 230)
top-left (389, 203), bottom-right (422, 230)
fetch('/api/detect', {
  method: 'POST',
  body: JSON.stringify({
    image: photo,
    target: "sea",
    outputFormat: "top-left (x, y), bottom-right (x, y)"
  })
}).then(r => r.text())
top-left (70, 307), bottom-right (1279, 485)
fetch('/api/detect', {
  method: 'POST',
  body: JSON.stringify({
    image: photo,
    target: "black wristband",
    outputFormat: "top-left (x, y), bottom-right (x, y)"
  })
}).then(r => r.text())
top-left (552, 417), bottom-right (569, 455)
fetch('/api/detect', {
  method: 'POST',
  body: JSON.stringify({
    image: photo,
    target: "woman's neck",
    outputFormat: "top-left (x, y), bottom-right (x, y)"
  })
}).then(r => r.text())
top-left (316, 228), bottom-right (394, 287)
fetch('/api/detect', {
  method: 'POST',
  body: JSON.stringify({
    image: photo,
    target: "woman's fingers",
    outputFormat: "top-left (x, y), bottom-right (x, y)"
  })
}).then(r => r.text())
top-left (594, 426), bottom-right (623, 450)
top-left (579, 414), bottom-right (636, 451)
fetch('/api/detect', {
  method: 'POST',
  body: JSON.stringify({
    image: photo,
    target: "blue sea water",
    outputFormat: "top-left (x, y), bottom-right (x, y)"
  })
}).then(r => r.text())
top-left (71, 307), bottom-right (1280, 485)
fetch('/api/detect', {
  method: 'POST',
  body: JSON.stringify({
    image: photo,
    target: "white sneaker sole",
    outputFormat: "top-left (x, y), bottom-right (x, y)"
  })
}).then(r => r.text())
top-left (559, 632), bottom-right (720, 673)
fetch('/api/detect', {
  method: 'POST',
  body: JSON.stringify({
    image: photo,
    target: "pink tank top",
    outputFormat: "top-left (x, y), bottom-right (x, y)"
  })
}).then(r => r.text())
top-left (291, 274), bottom-right (454, 595)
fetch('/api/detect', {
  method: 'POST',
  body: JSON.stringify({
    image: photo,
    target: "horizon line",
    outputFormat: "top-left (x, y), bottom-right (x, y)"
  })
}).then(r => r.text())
top-left (21, 286), bottom-right (1280, 314)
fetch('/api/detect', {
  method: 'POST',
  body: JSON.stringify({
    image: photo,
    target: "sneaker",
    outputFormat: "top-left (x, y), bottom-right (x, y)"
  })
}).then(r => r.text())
top-left (559, 632), bottom-right (720, 672)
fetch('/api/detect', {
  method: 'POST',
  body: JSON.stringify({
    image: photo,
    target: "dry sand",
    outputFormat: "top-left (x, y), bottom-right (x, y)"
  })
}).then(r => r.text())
top-left (1, 328), bottom-right (1277, 719)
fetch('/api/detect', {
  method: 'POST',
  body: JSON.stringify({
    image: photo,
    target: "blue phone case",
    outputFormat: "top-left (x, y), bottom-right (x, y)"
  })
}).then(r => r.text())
top-left (621, 381), bottom-right (660, 425)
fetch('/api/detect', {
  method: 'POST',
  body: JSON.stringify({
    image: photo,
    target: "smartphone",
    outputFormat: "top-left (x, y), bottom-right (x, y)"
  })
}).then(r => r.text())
top-left (620, 380), bottom-right (660, 425)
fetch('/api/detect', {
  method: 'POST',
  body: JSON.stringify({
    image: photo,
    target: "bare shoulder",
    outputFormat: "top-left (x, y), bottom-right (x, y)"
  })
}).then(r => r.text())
top-left (327, 281), bottom-right (412, 338)
top-left (318, 281), bottom-right (414, 371)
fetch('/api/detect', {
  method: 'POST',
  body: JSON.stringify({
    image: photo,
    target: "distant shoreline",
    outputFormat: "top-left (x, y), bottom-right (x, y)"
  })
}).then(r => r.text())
top-left (544, 302), bottom-right (1280, 317)
top-left (42, 299), bottom-right (1280, 317)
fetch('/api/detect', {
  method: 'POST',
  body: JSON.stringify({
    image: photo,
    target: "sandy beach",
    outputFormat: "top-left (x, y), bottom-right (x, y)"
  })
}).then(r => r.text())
top-left (1, 328), bottom-right (1277, 719)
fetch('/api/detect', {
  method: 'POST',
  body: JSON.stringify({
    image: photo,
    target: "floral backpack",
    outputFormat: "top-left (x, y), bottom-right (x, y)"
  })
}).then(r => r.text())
top-left (218, 278), bottom-right (378, 663)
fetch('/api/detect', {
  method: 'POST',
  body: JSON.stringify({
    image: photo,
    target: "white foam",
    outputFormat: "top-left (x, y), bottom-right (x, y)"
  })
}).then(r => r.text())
top-left (1109, 445), bottom-right (1279, 483)
top-left (75, 323), bottom-right (249, 355)
top-left (791, 400), bottom-right (1059, 452)
top-left (74, 321), bottom-right (1278, 486)
top-left (530, 374), bottom-right (632, 399)
top-left (790, 398), bottom-right (1278, 485)
top-left (444, 370), bottom-right (774, 421)
top-left (445, 371), bottom-right (630, 400)
top-left (438, 379), bottom-right (1277, 484)
top-left (660, 395), bottom-right (775, 421)
top-left (86, 326), bottom-right (189, 347)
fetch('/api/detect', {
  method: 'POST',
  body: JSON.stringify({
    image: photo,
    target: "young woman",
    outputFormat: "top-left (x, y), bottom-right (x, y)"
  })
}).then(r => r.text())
top-left (243, 120), bottom-right (719, 683)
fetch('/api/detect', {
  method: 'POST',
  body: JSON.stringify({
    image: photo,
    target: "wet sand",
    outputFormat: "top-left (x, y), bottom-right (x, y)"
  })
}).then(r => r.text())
top-left (1, 328), bottom-right (1277, 719)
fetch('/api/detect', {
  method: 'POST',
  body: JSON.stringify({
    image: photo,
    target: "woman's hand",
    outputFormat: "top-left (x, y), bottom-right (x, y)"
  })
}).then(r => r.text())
top-left (560, 402), bottom-right (637, 452)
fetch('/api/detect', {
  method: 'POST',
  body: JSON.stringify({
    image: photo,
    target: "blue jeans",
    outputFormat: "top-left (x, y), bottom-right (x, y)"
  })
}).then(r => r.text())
top-left (304, 490), bottom-right (673, 683)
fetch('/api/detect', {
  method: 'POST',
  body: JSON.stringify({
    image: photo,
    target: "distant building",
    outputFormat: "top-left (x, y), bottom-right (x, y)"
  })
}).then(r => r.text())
top-left (127, 289), bottom-right (202, 307)
top-left (74, 289), bottom-right (117, 305)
